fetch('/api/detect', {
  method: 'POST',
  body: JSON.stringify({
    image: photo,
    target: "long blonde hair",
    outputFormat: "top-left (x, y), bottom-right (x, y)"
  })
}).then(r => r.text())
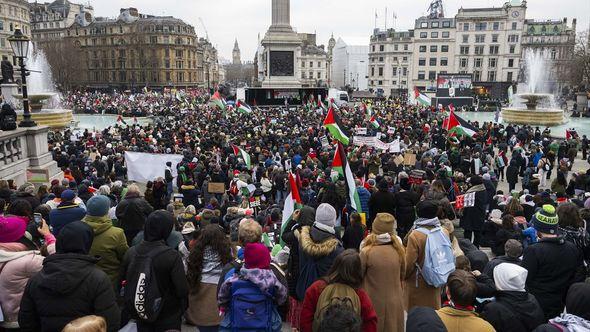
top-left (61, 315), bottom-right (106, 332)
top-left (362, 218), bottom-right (406, 279)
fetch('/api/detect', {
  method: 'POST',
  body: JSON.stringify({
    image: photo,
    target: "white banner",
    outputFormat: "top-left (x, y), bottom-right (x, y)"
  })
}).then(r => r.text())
top-left (355, 128), bottom-right (367, 135)
top-left (124, 151), bottom-right (184, 185)
top-left (353, 136), bottom-right (401, 152)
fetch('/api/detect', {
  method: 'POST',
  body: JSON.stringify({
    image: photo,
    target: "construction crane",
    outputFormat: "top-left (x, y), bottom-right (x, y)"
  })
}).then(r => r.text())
top-left (198, 17), bottom-right (209, 40)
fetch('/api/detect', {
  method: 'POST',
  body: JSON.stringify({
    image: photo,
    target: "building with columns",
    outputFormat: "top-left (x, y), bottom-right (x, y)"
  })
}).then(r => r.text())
top-left (0, 0), bottom-right (31, 66)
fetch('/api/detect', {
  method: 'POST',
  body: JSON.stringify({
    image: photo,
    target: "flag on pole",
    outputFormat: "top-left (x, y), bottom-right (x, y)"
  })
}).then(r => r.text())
top-left (280, 172), bottom-right (303, 245)
top-left (413, 87), bottom-right (431, 106)
top-left (445, 105), bottom-right (478, 138)
top-left (369, 115), bottom-right (380, 128)
top-left (116, 115), bottom-right (127, 125)
top-left (236, 101), bottom-right (253, 114)
top-left (317, 97), bottom-right (327, 112)
top-left (455, 192), bottom-right (476, 209)
top-left (231, 144), bottom-right (251, 169)
top-left (323, 107), bottom-right (350, 145)
top-left (209, 90), bottom-right (226, 110)
top-left (332, 142), bottom-right (362, 212)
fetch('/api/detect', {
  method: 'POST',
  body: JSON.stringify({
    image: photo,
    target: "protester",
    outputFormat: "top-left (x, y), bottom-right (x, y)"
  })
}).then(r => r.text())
top-left (368, 179), bottom-right (396, 231)
top-left (534, 282), bottom-right (590, 331)
top-left (406, 307), bottom-right (448, 332)
top-left (48, 189), bottom-right (87, 235)
top-left (115, 184), bottom-right (154, 245)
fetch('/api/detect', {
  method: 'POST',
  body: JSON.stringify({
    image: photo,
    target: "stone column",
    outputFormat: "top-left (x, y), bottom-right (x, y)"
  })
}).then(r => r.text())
top-left (1, 83), bottom-right (19, 106)
top-left (270, 0), bottom-right (292, 31)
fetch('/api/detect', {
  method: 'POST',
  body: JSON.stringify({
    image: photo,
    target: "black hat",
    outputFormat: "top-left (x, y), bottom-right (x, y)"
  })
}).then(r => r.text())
top-left (469, 175), bottom-right (483, 185)
top-left (416, 200), bottom-right (439, 219)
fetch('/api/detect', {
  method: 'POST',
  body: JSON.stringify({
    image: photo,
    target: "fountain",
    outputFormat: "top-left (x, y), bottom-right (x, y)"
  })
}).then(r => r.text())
top-left (10, 45), bottom-right (73, 128)
top-left (501, 50), bottom-right (566, 126)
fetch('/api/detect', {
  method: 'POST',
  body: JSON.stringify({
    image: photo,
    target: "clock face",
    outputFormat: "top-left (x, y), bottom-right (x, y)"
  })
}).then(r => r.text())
top-left (512, 11), bottom-right (520, 18)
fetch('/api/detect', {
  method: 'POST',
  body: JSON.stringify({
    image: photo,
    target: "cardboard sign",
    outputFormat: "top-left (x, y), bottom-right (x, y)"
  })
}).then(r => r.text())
top-left (208, 182), bottom-right (225, 194)
top-left (404, 153), bottom-right (417, 166)
top-left (394, 154), bottom-right (405, 166)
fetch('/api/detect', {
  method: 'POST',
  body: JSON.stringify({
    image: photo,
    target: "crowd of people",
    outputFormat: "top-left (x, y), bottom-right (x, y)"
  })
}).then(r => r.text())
top-left (1, 90), bottom-right (590, 332)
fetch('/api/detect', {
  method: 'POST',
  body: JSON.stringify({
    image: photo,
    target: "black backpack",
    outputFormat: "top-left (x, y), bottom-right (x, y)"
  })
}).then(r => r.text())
top-left (124, 245), bottom-right (171, 323)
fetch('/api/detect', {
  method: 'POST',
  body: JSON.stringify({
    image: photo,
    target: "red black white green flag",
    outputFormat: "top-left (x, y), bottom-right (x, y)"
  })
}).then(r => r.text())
top-left (323, 107), bottom-right (350, 145)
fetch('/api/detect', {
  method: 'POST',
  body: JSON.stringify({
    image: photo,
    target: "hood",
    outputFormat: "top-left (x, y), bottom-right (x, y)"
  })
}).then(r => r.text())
top-left (144, 210), bottom-right (173, 242)
top-left (551, 314), bottom-right (590, 332)
top-left (496, 291), bottom-right (544, 327)
top-left (0, 249), bottom-right (39, 263)
top-left (566, 282), bottom-right (590, 321)
top-left (298, 206), bottom-right (316, 227)
top-left (406, 307), bottom-right (447, 332)
top-left (238, 268), bottom-right (277, 294)
top-left (83, 215), bottom-right (113, 235)
top-left (458, 238), bottom-right (478, 253)
top-left (300, 226), bottom-right (340, 257)
top-left (56, 221), bottom-right (94, 255)
top-left (494, 263), bottom-right (527, 292)
top-left (38, 253), bottom-right (99, 295)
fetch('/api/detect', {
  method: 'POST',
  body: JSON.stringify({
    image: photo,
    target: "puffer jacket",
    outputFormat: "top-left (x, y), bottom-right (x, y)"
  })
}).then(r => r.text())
top-left (49, 202), bottom-right (87, 235)
top-left (84, 215), bottom-right (128, 288)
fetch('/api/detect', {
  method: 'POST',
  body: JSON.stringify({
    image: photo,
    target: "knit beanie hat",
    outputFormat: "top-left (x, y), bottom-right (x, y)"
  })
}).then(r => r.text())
top-left (61, 189), bottom-right (76, 202)
top-left (314, 203), bottom-right (336, 234)
top-left (244, 243), bottom-right (271, 269)
top-left (0, 216), bottom-right (28, 243)
top-left (532, 204), bottom-right (559, 234)
top-left (86, 195), bottom-right (111, 217)
top-left (494, 263), bottom-right (528, 292)
top-left (18, 183), bottom-right (35, 195)
top-left (372, 213), bottom-right (395, 235)
top-left (416, 200), bottom-right (439, 219)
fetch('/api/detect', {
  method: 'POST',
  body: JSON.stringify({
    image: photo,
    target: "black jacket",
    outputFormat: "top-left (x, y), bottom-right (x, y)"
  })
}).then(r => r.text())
top-left (460, 188), bottom-right (488, 231)
top-left (18, 254), bottom-right (120, 332)
top-left (483, 256), bottom-right (522, 282)
top-left (506, 161), bottom-right (520, 184)
top-left (522, 236), bottom-right (583, 320)
top-left (393, 190), bottom-right (420, 231)
top-left (368, 189), bottom-right (396, 229)
top-left (115, 194), bottom-right (154, 231)
top-left (281, 206), bottom-right (315, 299)
top-left (459, 238), bottom-right (489, 272)
top-left (481, 291), bottom-right (545, 332)
top-left (342, 222), bottom-right (366, 251)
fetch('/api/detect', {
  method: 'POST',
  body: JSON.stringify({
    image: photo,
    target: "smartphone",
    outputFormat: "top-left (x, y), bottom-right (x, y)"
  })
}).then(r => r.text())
top-left (34, 213), bottom-right (43, 227)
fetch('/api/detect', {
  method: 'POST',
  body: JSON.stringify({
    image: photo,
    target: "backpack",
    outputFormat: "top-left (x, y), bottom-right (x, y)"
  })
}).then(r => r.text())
top-left (415, 227), bottom-right (455, 288)
top-left (313, 283), bottom-right (361, 332)
top-left (123, 245), bottom-right (171, 323)
top-left (230, 278), bottom-right (274, 331)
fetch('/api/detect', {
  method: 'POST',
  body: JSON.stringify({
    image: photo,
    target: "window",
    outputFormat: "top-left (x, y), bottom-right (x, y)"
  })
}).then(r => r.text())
top-left (429, 58), bottom-right (437, 66)
top-left (441, 45), bottom-right (449, 52)
top-left (431, 32), bottom-right (438, 38)
top-left (442, 21), bottom-right (451, 28)
top-left (508, 59), bottom-right (515, 67)
top-left (488, 71), bottom-right (497, 82)
top-left (508, 34), bottom-right (519, 43)
top-left (511, 22), bottom-right (517, 30)
top-left (488, 58), bottom-right (497, 68)
top-left (463, 23), bottom-right (469, 31)
top-left (309, 71), bottom-right (313, 78)
top-left (394, 44), bottom-right (398, 51)
top-left (371, 67), bottom-right (375, 76)
top-left (489, 45), bottom-right (499, 54)
top-left (379, 57), bottom-right (384, 62)
top-left (507, 71), bottom-right (513, 81)
top-left (430, 45), bottom-right (437, 52)
top-left (378, 67), bottom-right (383, 76)
top-left (428, 71), bottom-right (436, 80)
top-left (393, 57), bottom-right (398, 61)
top-left (551, 49), bottom-right (557, 60)
top-left (378, 80), bottom-right (383, 85)
top-left (404, 44), bottom-right (408, 51)
top-left (420, 22), bottom-right (428, 28)
top-left (460, 46), bottom-right (469, 55)
top-left (474, 58), bottom-right (483, 68)
top-left (317, 72), bottom-right (321, 79)
top-left (302, 61), bottom-right (305, 68)
top-left (392, 67), bottom-right (397, 76)
top-left (462, 35), bottom-right (469, 43)
top-left (150, 36), bottom-right (157, 44)
top-left (509, 45), bottom-right (516, 53)
top-left (403, 56), bottom-right (408, 61)
top-left (440, 57), bottom-right (448, 66)
top-left (379, 45), bottom-right (384, 52)
top-left (419, 45), bottom-right (427, 52)
top-left (460, 58), bottom-right (468, 67)
top-left (474, 46), bottom-right (484, 55)
top-left (474, 70), bottom-right (481, 81)
top-left (492, 34), bottom-right (499, 43)
top-left (301, 72), bottom-right (306, 79)
top-left (493, 22), bottom-right (500, 30)
top-left (420, 32), bottom-right (427, 38)
top-left (402, 67), bottom-right (407, 76)
top-left (372, 45), bottom-right (375, 52)
top-left (310, 61), bottom-right (313, 68)
top-left (418, 58), bottom-right (426, 66)
top-left (165, 60), bottom-right (170, 68)
top-left (475, 22), bottom-right (487, 31)
top-left (442, 31), bottom-right (449, 38)
top-left (431, 21), bottom-right (439, 28)
top-left (418, 71), bottom-right (425, 80)
top-left (475, 35), bottom-right (485, 43)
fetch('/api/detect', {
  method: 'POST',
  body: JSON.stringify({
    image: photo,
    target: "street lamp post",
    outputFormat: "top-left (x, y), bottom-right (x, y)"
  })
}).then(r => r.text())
top-left (8, 26), bottom-right (36, 127)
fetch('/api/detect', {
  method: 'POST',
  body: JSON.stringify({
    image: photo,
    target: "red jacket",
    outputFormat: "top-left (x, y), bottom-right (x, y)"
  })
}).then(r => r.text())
top-left (300, 280), bottom-right (377, 332)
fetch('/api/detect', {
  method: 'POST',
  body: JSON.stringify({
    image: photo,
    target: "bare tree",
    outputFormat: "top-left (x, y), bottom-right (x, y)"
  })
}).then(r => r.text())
top-left (562, 30), bottom-right (590, 91)
top-left (39, 39), bottom-right (84, 91)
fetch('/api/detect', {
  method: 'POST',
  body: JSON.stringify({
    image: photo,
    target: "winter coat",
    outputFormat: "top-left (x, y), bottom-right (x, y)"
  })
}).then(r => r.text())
top-left (11, 193), bottom-right (40, 210)
top-left (483, 255), bottom-right (522, 282)
top-left (368, 189), bottom-right (396, 229)
top-left (522, 236), bottom-right (582, 320)
top-left (507, 161), bottom-right (520, 184)
top-left (436, 306), bottom-right (495, 332)
top-left (342, 223), bottom-right (366, 251)
top-left (459, 239), bottom-right (489, 272)
top-left (361, 242), bottom-right (405, 332)
top-left (218, 268), bottom-right (288, 308)
top-left (18, 253), bottom-right (120, 332)
top-left (296, 226), bottom-right (343, 301)
top-left (48, 201), bottom-right (87, 236)
top-left (84, 215), bottom-right (128, 288)
top-left (281, 207), bottom-right (315, 299)
top-left (480, 291), bottom-right (545, 332)
top-left (300, 280), bottom-right (377, 332)
top-left (460, 186), bottom-right (488, 231)
top-left (180, 184), bottom-right (200, 207)
top-left (357, 186), bottom-right (371, 217)
top-left (393, 190), bottom-right (420, 232)
top-left (115, 194), bottom-right (154, 232)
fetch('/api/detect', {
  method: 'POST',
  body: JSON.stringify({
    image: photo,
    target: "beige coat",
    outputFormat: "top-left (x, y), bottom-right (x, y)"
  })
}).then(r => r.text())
top-left (404, 226), bottom-right (449, 310)
top-left (360, 243), bottom-right (405, 332)
top-left (436, 307), bottom-right (496, 332)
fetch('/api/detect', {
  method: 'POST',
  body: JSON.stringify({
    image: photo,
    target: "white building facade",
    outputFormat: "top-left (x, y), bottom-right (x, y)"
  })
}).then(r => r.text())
top-left (332, 38), bottom-right (369, 91)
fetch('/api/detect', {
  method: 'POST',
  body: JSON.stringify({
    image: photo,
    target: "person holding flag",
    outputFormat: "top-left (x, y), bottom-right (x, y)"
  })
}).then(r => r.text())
top-left (323, 107), bottom-right (351, 145)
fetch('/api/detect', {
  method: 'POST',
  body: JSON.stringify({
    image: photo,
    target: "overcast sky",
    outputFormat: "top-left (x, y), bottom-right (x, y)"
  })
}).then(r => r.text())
top-left (90, 0), bottom-right (589, 61)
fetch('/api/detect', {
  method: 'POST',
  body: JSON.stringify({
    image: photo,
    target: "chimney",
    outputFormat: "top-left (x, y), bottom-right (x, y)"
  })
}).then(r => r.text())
top-left (572, 18), bottom-right (576, 30)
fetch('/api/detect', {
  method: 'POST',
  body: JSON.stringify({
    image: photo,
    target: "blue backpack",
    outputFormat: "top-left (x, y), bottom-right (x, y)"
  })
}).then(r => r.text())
top-left (230, 279), bottom-right (274, 331)
top-left (415, 227), bottom-right (455, 288)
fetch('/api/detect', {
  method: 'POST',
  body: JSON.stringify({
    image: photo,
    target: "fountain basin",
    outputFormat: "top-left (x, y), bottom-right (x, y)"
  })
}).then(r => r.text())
top-left (13, 93), bottom-right (58, 111)
top-left (502, 108), bottom-right (566, 126)
top-left (16, 108), bottom-right (74, 129)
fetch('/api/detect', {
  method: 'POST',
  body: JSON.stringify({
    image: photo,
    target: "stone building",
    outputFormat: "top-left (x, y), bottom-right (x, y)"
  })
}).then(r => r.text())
top-left (522, 18), bottom-right (576, 93)
top-left (368, 29), bottom-right (414, 97)
top-left (298, 33), bottom-right (328, 87)
top-left (30, 0), bottom-right (94, 42)
top-left (63, 8), bottom-right (219, 90)
top-left (0, 0), bottom-right (31, 65)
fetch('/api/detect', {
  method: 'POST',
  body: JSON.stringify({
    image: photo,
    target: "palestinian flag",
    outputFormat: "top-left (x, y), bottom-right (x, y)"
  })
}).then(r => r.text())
top-left (455, 192), bottom-right (476, 209)
top-left (364, 103), bottom-right (373, 120)
top-left (280, 172), bottom-right (303, 245)
top-left (231, 144), bottom-right (251, 169)
top-left (116, 115), bottom-right (127, 125)
top-left (209, 91), bottom-right (226, 110)
top-left (332, 142), bottom-right (362, 213)
top-left (445, 107), bottom-right (478, 138)
top-left (323, 107), bottom-right (350, 145)
top-left (369, 115), bottom-right (380, 128)
top-left (236, 101), bottom-right (252, 114)
top-left (317, 97), bottom-right (327, 112)
top-left (414, 87), bottom-right (431, 106)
